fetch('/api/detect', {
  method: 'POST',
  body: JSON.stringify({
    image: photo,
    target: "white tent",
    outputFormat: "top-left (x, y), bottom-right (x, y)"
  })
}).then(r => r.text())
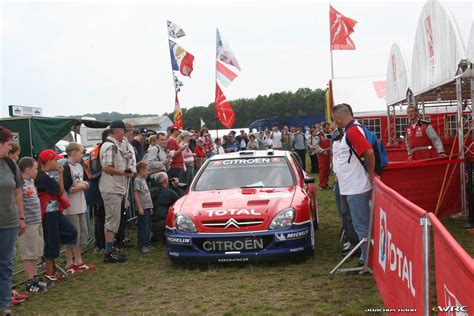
top-left (411, 0), bottom-right (466, 97)
top-left (385, 43), bottom-right (411, 106)
top-left (468, 23), bottom-right (474, 62)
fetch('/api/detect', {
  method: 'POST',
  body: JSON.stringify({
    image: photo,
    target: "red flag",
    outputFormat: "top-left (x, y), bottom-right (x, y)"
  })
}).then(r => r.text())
top-left (215, 83), bottom-right (235, 129)
top-left (174, 94), bottom-right (183, 129)
top-left (373, 80), bottom-right (387, 99)
top-left (330, 5), bottom-right (357, 50)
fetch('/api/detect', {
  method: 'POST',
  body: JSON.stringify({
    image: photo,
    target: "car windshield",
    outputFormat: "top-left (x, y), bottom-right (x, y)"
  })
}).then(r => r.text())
top-left (193, 156), bottom-right (295, 191)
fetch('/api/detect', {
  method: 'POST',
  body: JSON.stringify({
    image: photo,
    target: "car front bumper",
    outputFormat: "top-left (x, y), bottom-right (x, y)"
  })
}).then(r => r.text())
top-left (165, 223), bottom-right (314, 263)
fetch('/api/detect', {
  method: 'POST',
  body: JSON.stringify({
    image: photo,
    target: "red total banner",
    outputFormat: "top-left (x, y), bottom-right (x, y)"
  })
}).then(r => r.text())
top-left (429, 213), bottom-right (474, 315)
top-left (370, 178), bottom-right (426, 314)
top-left (381, 158), bottom-right (462, 217)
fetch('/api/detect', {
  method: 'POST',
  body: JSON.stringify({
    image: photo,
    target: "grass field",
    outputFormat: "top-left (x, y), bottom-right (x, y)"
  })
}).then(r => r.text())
top-left (12, 174), bottom-right (385, 315)
top-left (11, 173), bottom-right (473, 315)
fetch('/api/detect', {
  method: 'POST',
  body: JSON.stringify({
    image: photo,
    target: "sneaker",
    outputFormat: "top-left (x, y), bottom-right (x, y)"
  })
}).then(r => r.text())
top-left (65, 264), bottom-right (83, 276)
top-left (0, 308), bottom-right (13, 316)
top-left (11, 289), bottom-right (28, 301)
top-left (140, 246), bottom-right (152, 254)
top-left (103, 252), bottom-right (127, 263)
top-left (44, 272), bottom-right (65, 282)
top-left (112, 248), bottom-right (127, 259)
top-left (33, 276), bottom-right (49, 289)
top-left (10, 296), bottom-right (25, 306)
top-left (75, 262), bottom-right (96, 271)
top-left (26, 280), bottom-right (47, 293)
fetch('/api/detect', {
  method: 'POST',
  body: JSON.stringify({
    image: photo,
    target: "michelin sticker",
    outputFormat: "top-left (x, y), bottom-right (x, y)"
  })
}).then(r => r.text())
top-left (275, 229), bottom-right (309, 241)
top-left (166, 236), bottom-right (192, 245)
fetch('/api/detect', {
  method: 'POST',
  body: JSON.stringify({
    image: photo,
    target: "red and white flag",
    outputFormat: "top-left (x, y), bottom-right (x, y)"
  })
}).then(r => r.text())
top-left (216, 60), bottom-right (238, 88)
top-left (174, 94), bottom-right (183, 129)
top-left (373, 80), bottom-right (387, 99)
top-left (330, 5), bottom-right (357, 50)
top-left (215, 83), bottom-right (235, 129)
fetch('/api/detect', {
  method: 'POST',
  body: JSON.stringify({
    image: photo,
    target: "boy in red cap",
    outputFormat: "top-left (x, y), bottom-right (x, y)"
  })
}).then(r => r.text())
top-left (35, 149), bottom-right (77, 282)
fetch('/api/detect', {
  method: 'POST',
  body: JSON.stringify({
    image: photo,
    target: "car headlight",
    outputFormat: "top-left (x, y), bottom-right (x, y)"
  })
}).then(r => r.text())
top-left (269, 208), bottom-right (295, 229)
top-left (174, 214), bottom-right (197, 233)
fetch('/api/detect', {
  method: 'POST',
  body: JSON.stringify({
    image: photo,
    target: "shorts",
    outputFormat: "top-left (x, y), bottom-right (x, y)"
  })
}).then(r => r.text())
top-left (43, 211), bottom-right (77, 259)
top-left (64, 213), bottom-right (88, 246)
top-left (18, 223), bottom-right (44, 260)
top-left (102, 193), bottom-right (124, 234)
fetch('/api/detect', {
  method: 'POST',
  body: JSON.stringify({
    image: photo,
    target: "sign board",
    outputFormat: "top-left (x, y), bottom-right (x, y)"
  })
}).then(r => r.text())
top-left (12, 132), bottom-right (20, 144)
top-left (8, 105), bottom-right (43, 117)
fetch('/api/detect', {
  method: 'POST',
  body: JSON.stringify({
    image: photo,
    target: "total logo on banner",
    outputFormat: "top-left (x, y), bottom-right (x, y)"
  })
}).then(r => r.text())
top-left (377, 208), bottom-right (417, 298)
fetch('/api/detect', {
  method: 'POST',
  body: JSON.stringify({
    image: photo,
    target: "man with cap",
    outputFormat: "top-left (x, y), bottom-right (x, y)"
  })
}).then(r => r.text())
top-left (167, 125), bottom-right (187, 180)
top-left (99, 120), bottom-right (131, 263)
top-left (131, 127), bottom-right (148, 162)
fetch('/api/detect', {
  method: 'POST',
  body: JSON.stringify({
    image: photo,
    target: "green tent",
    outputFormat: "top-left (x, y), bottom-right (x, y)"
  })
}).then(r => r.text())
top-left (0, 116), bottom-right (110, 158)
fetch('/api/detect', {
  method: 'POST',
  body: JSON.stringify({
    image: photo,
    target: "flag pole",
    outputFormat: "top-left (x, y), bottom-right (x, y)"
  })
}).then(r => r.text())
top-left (215, 28), bottom-right (219, 141)
top-left (167, 23), bottom-right (178, 125)
top-left (329, 3), bottom-right (334, 80)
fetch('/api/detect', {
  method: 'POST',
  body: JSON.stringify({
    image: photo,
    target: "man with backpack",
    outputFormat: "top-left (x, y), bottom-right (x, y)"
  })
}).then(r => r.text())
top-left (98, 120), bottom-right (132, 263)
top-left (332, 103), bottom-right (376, 266)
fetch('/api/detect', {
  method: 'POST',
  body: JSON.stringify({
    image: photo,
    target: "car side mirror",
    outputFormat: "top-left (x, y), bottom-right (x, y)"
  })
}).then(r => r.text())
top-left (304, 177), bottom-right (315, 184)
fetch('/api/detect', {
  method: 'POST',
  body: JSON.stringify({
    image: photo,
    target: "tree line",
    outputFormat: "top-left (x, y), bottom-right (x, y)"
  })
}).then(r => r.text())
top-left (64, 88), bottom-right (327, 129)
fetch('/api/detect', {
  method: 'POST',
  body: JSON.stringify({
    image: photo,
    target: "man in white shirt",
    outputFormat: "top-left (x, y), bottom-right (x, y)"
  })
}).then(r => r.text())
top-left (270, 125), bottom-right (282, 150)
top-left (333, 103), bottom-right (375, 265)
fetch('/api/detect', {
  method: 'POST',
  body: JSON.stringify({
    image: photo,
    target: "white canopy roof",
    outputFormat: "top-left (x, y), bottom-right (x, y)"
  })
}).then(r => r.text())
top-left (411, 0), bottom-right (466, 96)
top-left (468, 22), bottom-right (474, 61)
top-left (385, 43), bottom-right (411, 106)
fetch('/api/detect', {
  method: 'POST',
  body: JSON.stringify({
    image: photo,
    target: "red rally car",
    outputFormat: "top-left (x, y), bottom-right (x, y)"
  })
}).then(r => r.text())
top-left (165, 150), bottom-right (318, 263)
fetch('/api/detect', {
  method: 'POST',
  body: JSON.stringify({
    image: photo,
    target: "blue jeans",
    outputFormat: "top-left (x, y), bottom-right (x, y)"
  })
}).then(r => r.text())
top-left (335, 182), bottom-right (359, 247)
top-left (137, 209), bottom-right (151, 248)
top-left (0, 227), bottom-right (19, 308)
top-left (345, 190), bottom-right (371, 262)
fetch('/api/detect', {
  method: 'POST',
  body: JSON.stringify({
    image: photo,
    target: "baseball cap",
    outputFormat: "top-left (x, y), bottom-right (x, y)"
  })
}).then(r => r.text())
top-left (180, 130), bottom-right (192, 137)
top-left (110, 120), bottom-right (126, 130)
top-left (169, 124), bottom-right (182, 132)
top-left (139, 127), bottom-right (149, 135)
top-left (38, 149), bottom-right (63, 163)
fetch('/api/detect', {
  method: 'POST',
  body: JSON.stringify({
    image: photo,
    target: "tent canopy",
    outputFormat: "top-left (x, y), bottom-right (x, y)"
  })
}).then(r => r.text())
top-left (0, 116), bottom-right (110, 157)
top-left (411, 0), bottom-right (466, 97)
top-left (386, 43), bottom-right (411, 106)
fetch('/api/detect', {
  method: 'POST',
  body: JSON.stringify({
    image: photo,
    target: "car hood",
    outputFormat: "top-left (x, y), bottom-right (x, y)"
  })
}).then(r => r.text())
top-left (179, 187), bottom-right (296, 232)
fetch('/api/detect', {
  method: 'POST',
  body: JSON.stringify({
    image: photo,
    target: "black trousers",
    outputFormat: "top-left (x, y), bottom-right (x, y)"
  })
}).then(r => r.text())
top-left (295, 149), bottom-right (307, 172)
top-left (309, 153), bottom-right (319, 173)
top-left (93, 204), bottom-right (106, 250)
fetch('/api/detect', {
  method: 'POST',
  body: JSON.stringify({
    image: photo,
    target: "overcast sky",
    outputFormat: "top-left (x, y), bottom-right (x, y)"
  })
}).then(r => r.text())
top-left (1, 0), bottom-right (472, 117)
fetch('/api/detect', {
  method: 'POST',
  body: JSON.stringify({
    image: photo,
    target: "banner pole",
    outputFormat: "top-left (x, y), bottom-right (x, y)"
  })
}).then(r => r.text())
top-left (329, 3), bottom-right (335, 80)
top-left (421, 214), bottom-right (431, 316)
top-left (362, 182), bottom-right (376, 274)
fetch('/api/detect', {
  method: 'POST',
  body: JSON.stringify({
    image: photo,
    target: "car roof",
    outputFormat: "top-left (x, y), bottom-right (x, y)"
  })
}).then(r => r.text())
top-left (209, 150), bottom-right (289, 161)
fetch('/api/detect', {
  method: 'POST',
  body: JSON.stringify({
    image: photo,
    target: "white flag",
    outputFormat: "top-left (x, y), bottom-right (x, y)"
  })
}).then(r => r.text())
top-left (167, 20), bottom-right (186, 39)
top-left (216, 28), bottom-right (241, 71)
top-left (200, 118), bottom-right (206, 128)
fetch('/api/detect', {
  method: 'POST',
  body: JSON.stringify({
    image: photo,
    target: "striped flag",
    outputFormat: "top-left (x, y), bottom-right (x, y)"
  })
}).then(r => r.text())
top-left (216, 60), bottom-right (238, 88)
